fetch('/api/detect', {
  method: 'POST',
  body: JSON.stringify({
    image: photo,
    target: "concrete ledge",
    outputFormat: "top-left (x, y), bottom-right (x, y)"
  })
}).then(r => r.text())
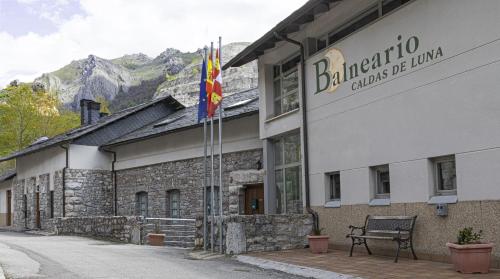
top-left (236, 255), bottom-right (363, 279)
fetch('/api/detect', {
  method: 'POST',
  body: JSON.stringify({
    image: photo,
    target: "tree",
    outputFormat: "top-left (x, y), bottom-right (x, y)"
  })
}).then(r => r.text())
top-left (0, 84), bottom-right (80, 160)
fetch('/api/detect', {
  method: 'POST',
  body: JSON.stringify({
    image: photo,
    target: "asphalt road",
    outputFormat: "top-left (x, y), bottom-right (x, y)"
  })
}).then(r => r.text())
top-left (0, 231), bottom-right (304, 279)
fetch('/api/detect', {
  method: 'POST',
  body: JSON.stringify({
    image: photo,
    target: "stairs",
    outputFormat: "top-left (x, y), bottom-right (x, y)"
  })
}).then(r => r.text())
top-left (145, 218), bottom-right (196, 248)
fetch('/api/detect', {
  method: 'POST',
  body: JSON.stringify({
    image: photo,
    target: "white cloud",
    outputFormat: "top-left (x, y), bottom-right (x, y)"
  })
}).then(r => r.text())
top-left (0, 0), bottom-right (307, 87)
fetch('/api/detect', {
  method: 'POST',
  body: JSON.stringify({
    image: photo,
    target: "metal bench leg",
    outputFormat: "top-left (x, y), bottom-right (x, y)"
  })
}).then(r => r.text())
top-left (410, 241), bottom-right (418, 260)
top-left (394, 240), bottom-right (401, 263)
top-left (363, 239), bottom-right (372, 255)
top-left (349, 237), bottom-right (355, 257)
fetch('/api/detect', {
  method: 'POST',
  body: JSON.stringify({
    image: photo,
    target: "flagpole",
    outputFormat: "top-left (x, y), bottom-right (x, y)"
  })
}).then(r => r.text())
top-left (202, 47), bottom-right (208, 251)
top-left (218, 36), bottom-right (224, 254)
top-left (210, 42), bottom-right (215, 253)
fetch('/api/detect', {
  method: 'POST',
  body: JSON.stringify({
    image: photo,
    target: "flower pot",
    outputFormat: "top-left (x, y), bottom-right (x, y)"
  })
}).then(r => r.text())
top-left (446, 242), bottom-right (494, 274)
top-left (148, 233), bottom-right (166, 246)
top-left (308, 235), bottom-right (330, 254)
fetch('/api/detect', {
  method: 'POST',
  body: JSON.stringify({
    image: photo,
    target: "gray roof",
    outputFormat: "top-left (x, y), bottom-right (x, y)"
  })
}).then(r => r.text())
top-left (0, 169), bottom-right (16, 182)
top-left (102, 88), bottom-right (259, 148)
top-left (0, 96), bottom-right (184, 162)
top-left (223, 0), bottom-right (336, 69)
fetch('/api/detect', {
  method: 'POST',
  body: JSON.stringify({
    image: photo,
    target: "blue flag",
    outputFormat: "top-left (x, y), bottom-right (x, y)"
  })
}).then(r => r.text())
top-left (197, 58), bottom-right (208, 123)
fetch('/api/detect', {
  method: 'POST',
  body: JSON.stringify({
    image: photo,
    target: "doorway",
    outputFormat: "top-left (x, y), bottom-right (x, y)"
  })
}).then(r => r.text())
top-left (35, 192), bottom-right (41, 228)
top-left (244, 184), bottom-right (264, 215)
top-left (6, 190), bottom-right (11, 226)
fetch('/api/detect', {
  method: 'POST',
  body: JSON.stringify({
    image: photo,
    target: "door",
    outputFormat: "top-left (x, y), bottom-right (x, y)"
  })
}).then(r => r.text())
top-left (244, 184), bottom-right (264, 215)
top-left (6, 190), bottom-right (11, 226)
top-left (35, 192), bottom-right (41, 228)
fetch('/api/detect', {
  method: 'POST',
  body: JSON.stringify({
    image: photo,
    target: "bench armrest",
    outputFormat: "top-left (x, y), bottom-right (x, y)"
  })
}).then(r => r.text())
top-left (346, 225), bottom-right (365, 238)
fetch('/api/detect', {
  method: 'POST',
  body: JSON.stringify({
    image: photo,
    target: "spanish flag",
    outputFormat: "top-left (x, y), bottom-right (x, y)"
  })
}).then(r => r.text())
top-left (208, 49), bottom-right (222, 118)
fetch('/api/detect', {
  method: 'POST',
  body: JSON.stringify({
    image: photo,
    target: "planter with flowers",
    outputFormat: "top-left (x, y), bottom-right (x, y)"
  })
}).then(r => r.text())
top-left (307, 227), bottom-right (329, 254)
top-left (446, 227), bottom-right (494, 274)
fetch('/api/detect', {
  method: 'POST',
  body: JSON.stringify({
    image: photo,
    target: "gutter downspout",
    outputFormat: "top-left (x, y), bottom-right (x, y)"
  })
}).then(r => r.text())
top-left (60, 145), bottom-right (69, 217)
top-left (102, 149), bottom-right (117, 216)
top-left (273, 32), bottom-right (319, 232)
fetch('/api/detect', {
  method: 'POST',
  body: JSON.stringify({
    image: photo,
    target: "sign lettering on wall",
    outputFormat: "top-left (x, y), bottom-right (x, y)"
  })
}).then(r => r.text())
top-left (313, 35), bottom-right (443, 94)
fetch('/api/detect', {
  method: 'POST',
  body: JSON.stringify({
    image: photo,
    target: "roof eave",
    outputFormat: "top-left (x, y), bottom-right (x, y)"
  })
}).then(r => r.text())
top-left (223, 0), bottom-right (337, 70)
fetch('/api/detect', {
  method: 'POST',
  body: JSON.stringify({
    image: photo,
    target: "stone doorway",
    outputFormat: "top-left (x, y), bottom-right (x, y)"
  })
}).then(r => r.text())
top-left (244, 184), bottom-right (264, 215)
top-left (6, 190), bottom-right (11, 226)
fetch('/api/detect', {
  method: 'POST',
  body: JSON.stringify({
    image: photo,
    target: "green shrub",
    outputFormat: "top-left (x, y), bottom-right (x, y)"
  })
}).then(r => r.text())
top-left (457, 227), bottom-right (482, 245)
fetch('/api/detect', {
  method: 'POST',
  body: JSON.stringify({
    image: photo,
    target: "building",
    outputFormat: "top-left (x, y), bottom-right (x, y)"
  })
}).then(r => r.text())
top-left (0, 88), bottom-right (262, 241)
top-left (0, 169), bottom-right (15, 227)
top-left (0, 96), bottom-right (183, 230)
top-left (224, 0), bottom-right (500, 261)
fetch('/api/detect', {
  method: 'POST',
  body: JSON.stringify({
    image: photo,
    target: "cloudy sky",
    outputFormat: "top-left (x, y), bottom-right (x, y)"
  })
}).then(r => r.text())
top-left (0, 0), bottom-right (307, 87)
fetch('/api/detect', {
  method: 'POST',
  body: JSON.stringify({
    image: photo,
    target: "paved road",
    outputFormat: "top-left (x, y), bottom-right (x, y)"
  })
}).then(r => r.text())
top-left (0, 232), bottom-right (304, 279)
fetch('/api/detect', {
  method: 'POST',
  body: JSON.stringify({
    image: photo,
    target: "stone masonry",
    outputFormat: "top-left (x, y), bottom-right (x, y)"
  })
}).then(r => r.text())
top-left (12, 168), bottom-right (113, 230)
top-left (228, 169), bottom-right (265, 215)
top-left (64, 169), bottom-right (113, 217)
top-left (116, 149), bottom-right (263, 219)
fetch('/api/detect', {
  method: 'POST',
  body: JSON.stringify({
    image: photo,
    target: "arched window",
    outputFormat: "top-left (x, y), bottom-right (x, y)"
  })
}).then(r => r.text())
top-left (167, 190), bottom-right (180, 218)
top-left (136, 191), bottom-right (148, 217)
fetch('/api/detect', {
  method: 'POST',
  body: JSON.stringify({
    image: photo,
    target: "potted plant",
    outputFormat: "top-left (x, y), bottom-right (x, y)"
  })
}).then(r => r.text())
top-left (446, 227), bottom-right (494, 274)
top-left (307, 227), bottom-right (329, 253)
top-left (147, 220), bottom-right (165, 246)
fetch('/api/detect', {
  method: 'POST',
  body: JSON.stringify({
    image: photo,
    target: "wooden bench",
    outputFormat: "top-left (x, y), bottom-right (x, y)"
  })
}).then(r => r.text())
top-left (346, 215), bottom-right (418, 262)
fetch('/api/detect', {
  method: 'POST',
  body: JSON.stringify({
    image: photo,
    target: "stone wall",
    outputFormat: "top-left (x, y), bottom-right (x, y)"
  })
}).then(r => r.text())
top-left (116, 149), bottom-right (263, 219)
top-left (314, 200), bottom-right (500, 268)
top-left (225, 214), bottom-right (313, 255)
top-left (48, 216), bottom-right (143, 243)
top-left (64, 169), bottom-right (113, 217)
top-left (12, 178), bottom-right (25, 230)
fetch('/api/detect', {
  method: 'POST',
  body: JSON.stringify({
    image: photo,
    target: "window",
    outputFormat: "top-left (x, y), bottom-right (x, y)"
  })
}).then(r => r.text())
top-left (327, 172), bottom-right (341, 201)
top-left (274, 133), bottom-right (302, 214)
top-left (273, 56), bottom-right (300, 116)
top-left (311, 0), bottom-right (411, 55)
top-left (206, 186), bottom-right (220, 216)
top-left (167, 190), bottom-right (180, 218)
top-left (135, 192), bottom-right (148, 217)
top-left (432, 155), bottom-right (456, 195)
top-left (372, 165), bottom-right (390, 198)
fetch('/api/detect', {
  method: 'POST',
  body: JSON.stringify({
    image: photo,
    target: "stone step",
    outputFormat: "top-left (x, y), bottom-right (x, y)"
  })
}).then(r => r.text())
top-left (164, 240), bottom-right (195, 248)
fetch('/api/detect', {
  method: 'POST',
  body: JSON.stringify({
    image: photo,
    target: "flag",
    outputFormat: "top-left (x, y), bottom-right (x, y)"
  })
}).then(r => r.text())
top-left (208, 49), bottom-right (222, 117)
top-left (197, 57), bottom-right (207, 123)
top-left (206, 50), bottom-right (214, 116)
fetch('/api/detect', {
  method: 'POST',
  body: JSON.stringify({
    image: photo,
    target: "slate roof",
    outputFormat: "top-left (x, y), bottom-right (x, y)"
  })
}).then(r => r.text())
top-left (0, 169), bottom-right (16, 182)
top-left (102, 88), bottom-right (259, 148)
top-left (0, 95), bottom-right (184, 162)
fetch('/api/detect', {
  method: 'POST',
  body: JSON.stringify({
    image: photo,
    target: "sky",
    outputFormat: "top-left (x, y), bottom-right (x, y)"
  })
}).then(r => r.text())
top-left (0, 0), bottom-right (307, 87)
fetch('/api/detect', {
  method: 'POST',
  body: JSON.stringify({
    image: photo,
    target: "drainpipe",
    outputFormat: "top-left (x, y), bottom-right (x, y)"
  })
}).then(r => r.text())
top-left (60, 145), bottom-right (69, 217)
top-left (102, 149), bottom-right (117, 216)
top-left (273, 32), bottom-right (319, 232)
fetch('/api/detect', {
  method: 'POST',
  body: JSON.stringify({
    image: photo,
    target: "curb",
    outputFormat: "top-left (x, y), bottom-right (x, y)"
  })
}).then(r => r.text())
top-left (236, 255), bottom-right (363, 279)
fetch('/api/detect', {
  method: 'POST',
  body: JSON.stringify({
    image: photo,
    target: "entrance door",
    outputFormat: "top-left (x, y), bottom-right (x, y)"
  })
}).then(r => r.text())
top-left (244, 184), bottom-right (264, 215)
top-left (6, 190), bottom-right (11, 226)
top-left (35, 192), bottom-right (41, 228)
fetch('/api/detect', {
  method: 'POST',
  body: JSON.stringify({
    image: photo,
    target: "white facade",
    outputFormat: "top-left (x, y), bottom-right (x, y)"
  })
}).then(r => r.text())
top-left (113, 114), bottom-right (261, 170)
top-left (257, 0), bottom-right (500, 209)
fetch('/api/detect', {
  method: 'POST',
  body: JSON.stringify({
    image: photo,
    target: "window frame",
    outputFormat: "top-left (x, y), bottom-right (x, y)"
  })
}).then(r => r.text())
top-left (272, 55), bottom-right (300, 116)
top-left (167, 189), bottom-right (181, 218)
top-left (312, 0), bottom-right (412, 55)
top-left (274, 133), bottom-right (302, 214)
top-left (372, 165), bottom-right (390, 199)
top-left (326, 172), bottom-right (341, 201)
top-left (136, 191), bottom-right (148, 217)
top-left (432, 155), bottom-right (457, 196)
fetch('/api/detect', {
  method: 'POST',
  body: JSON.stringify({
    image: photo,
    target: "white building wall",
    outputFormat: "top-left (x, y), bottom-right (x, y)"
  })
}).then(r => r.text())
top-left (114, 114), bottom-right (262, 170)
top-left (0, 180), bottom-right (11, 214)
top-left (69, 145), bottom-right (112, 171)
top-left (258, 0), bottom-right (500, 206)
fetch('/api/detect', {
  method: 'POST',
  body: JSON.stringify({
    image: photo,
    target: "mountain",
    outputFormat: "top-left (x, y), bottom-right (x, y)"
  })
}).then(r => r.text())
top-left (32, 42), bottom-right (257, 111)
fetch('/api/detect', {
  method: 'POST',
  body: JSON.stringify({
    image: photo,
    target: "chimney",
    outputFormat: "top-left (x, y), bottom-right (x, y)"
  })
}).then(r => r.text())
top-left (80, 99), bottom-right (101, 126)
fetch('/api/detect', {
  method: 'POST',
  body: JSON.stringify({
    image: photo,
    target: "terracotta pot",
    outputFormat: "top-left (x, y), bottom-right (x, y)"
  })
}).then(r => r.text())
top-left (308, 235), bottom-right (330, 254)
top-left (148, 233), bottom-right (166, 246)
top-left (446, 242), bottom-right (494, 274)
